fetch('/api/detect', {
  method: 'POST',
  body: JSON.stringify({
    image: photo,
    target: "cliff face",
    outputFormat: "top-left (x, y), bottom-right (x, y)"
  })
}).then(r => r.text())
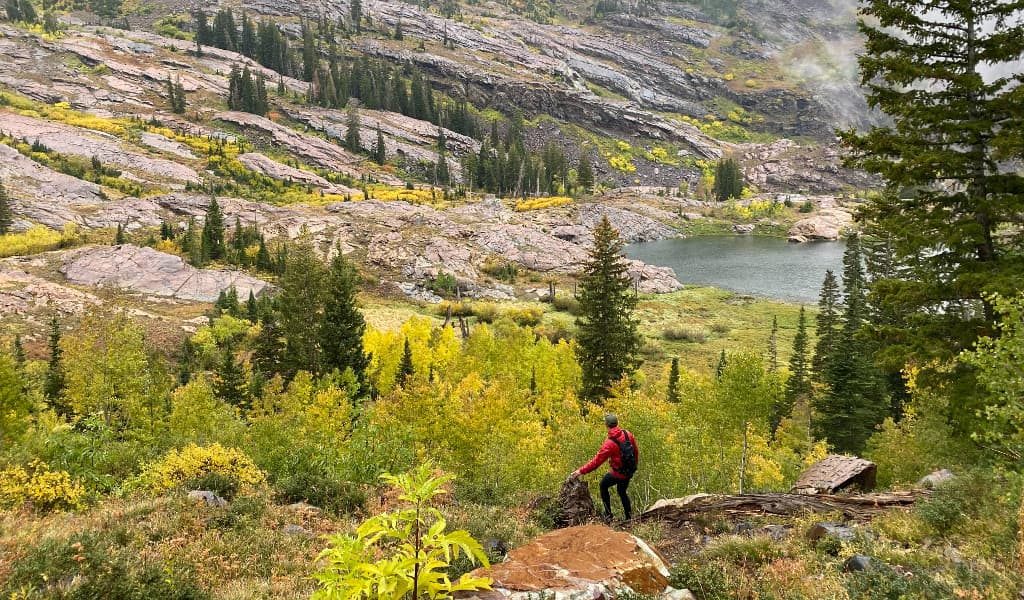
top-left (220, 0), bottom-right (873, 140)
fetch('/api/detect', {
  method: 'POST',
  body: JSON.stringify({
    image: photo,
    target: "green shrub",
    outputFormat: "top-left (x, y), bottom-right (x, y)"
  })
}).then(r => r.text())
top-left (703, 535), bottom-right (783, 568)
top-left (916, 470), bottom-right (990, 535)
top-left (552, 295), bottom-right (581, 315)
top-left (470, 302), bottom-right (500, 323)
top-left (709, 322), bottom-right (731, 335)
top-left (799, 200), bottom-right (814, 213)
top-left (668, 561), bottom-right (730, 600)
top-left (274, 464), bottom-right (366, 515)
top-left (505, 306), bottom-right (545, 327)
top-left (2, 532), bottom-right (210, 600)
top-left (845, 563), bottom-right (952, 599)
top-left (208, 493), bottom-right (268, 530)
top-left (663, 326), bottom-right (710, 343)
top-left (428, 271), bottom-right (459, 297)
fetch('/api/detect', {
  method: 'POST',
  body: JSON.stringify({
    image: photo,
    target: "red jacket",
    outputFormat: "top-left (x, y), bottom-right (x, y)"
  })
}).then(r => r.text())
top-left (578, 427), bottom-right (638, 479)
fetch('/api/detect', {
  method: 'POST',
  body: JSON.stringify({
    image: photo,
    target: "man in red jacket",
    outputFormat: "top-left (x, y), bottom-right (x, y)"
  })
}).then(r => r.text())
top-left (571, 414), bottom-right (638, 522)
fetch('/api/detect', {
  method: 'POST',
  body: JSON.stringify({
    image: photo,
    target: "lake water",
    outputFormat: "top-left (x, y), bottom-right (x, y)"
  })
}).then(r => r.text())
top-left (625, 236), bottom-right (846, 304)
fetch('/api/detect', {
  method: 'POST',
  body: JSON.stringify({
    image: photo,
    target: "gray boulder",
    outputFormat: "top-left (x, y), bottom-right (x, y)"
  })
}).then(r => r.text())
top-left (188, 490), bottom-right (227, 508)
top-left (843, 554), bottom-right (874, 572)
top-left (283, 524), bottom-right (312, 536)
top-left (807, 522), bottom-right (855, 543)
top-left (918, 469), bottom-right (955, 489)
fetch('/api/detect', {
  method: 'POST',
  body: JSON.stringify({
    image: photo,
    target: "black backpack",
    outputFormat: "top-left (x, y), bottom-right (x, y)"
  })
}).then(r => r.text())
top-left (613, 431), bottom-right (638, 477)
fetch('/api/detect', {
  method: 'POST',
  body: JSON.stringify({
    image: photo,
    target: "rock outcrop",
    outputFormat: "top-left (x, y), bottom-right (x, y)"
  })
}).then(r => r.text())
top-left (1, 259), bottom-right (102, 316)
top-left (461, 525), bottom-right (674, 599)
top-left (0, 110), bottom-right (200, 184)
top-left (788, 208), bottom-right (854, 242)
top-left (236, 152), bottom-right (361, 196)
top-left (61, 245), bottom-right (272, 302)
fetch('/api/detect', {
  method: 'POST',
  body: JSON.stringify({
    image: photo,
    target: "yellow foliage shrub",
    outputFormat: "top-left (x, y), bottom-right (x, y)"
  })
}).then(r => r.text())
top-left (366, 186), bottom-right (438, 205)
top-left (0, 225), bottom-right (64, 258)
top-left (514, 196), bottom-right (573, 212)
top-left (133, 443), bottom-right (266, 495)
top-left (607, 155), bottom-right (636, 173)
top-left (0, 461), bottom-right (85, 512)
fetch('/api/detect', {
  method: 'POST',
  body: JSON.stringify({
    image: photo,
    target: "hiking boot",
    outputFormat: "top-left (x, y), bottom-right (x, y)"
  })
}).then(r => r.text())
top-left (601, 513), bottom-right (613, 525)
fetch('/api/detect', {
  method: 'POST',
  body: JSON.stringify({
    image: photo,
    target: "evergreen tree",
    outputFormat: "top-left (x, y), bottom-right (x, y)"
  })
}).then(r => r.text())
top-left (241, 13), bottom-right (258, 58)
top-left (815, 235), bottom-right (889, 454)
top-left (278, 240), bottom-right (326, 376)
top-left (201, 197), bottom-right (226, 262)
top-left (712, 156), bottom-right (744, 202)
top-left (373, 124), bottom-right (386, 165)
top-left (252, 312), bottom-right (284, 376)
top-left (775, 306), bottom-right (810, 436)
top-left (345, 99), bottom-right (361, 152)
top-left (302, 22), bottom-right (317, 82)
top-left (784, 306), bottom-right (811, 404)
top-left (215, 343), bottom-right (250, 410)
top-left (839, 0), bottom-right (1024, 411)
top-left (715, 349), bottom-right (727, 379)
top-left (211, 8), bottom-right (238, 51)
top-left (194, 10), bottom-right (211, 47)
top-left (12, 335), bottom-right (26, 369)
top-left (114, 223), bottom-right (125, 245)
top-left (4, 0), bottom-right (22, 21)
top-left (255, 236), bottom-right (273, 272)
top-left (667, 357), bottom-right (681, 403)
top-left (812, 270), bottom-right (840, 381)
top-left (246, 290), bottom-right (258, 323)
top-left (349, 0), bottom-right (362, 32)
top-left (0, 179), bottom-right (13, 235)
top-left (576, 216), bottom-right (641, 401)
top-left (393, 19), bottom-right (403, 40)
top-left (43, 315), bottom-right (67, 416)
top-left (396, 338), bottom-right (414, 386)
top-left (42, 9), bottom-right (59, 33)
top-left (319, 249), bottom-right (370, 391)
top-left (577, 153), bottom-right (594, 194)
top-left (767, 315), bottom-right (778, 373)
top-left (90, 0), bottom-right (121, 20)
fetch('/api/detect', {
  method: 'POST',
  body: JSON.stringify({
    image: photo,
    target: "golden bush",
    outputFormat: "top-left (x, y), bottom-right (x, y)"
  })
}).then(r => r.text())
top-left (0, 461), bottom-right (85, 512)
top-left (133, 443), bottom-right (266, 495)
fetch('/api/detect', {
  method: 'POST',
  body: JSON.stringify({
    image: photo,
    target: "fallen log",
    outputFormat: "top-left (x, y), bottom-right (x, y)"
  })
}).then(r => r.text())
top-left (641, 491), bottom-right (925, 524)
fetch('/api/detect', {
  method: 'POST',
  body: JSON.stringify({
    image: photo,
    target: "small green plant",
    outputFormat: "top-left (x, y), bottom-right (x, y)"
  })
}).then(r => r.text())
top-left (663, 326), bottom-right (710, 343)
top-left (668, 560), bottom-right (730, 600)
top-left (799, 200), bottom-right (814, 213)
top-left (312, 463), bottom-right (492, 600)
top-left (428, 271), bottom-right (459, 297)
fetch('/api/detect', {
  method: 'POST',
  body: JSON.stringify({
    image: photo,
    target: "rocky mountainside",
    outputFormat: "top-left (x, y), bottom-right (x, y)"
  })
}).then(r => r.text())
top-left (0, 0), bottom-right (874, 332)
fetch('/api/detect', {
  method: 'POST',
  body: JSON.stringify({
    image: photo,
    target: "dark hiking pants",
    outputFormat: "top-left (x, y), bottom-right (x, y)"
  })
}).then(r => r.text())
top-left (599, 472), bottom-right (632, 520)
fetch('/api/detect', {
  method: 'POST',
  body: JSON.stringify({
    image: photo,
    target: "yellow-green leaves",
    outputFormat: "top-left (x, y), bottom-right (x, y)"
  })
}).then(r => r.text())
top-left (312, 465), bottom-right (491, 600)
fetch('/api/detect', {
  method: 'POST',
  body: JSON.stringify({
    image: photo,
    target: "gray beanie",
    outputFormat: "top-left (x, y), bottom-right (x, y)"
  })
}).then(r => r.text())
top-left (604, 414), bottom-right (619, 428)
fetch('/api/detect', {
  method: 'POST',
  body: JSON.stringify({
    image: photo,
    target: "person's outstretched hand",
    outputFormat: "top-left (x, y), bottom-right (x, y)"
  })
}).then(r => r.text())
top-left (569, 470), bottom-right (581, 480)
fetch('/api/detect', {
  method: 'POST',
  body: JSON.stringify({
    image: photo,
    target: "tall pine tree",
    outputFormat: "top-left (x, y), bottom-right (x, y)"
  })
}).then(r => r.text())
top-left (201, 197), bottom-right (226, 262)
top-left (345, 99), bottom-right (361, 153)
top-left (215, 343), bottom-right (250, 410)
top-left (839, 0), bottom-right (1024, 415)
top-left (667, 357), bottom-right (681, 403)
top-left (396, 338), bottom-right (415, 386)
top-left (812, 270), bottom-right (840, 382)
top-left (0, 179), bottom-right (13, 235)
top-left (814, 238), bottom-right (889, 453)
top-left (576, 216), bottom-right (641, 401)
top-left (319, 248), bottom-right (370, 392)
top-left (785, 306), bottom-right (811, 404)
top-left (277, 239), bottom-right (326, 376)
top-left (43, 315), bottom-right (67, 417)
